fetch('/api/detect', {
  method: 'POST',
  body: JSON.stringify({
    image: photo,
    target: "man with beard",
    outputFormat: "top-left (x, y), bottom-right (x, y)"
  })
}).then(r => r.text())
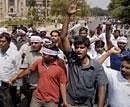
top-left (8, 43), bottom-right (68, 107)
top-left (98, 48), bottom-right (130, 107)
top-left (20, 35), bottom-right (43, 107)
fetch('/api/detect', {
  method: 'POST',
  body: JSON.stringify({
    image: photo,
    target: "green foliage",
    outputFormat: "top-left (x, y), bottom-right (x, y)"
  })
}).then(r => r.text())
top-left (0, 18), bottom-right (32, 27)
top-left (77, 0), bottom-right (90, 17)
top-left (50, 0), bottom-right (69, 16)
top-left (27, 0), bottom-right (36, 8)
top-left (90, 7), bottom-right (108, 16)
top-left (108, 0), bottom-right (130, 24)
top-left (50, 0), bottom-right (90, 18)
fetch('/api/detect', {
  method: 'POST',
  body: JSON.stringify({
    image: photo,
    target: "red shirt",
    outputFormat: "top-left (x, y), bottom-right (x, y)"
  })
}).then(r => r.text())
top-left (31, 58), bottom-right (67, 103)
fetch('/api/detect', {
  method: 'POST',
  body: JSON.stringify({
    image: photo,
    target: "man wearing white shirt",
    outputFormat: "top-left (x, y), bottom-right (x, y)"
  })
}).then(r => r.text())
top-left (0, 32), bottom-right (21, 107)
top-left (99, 48), bottom-right (130, 107)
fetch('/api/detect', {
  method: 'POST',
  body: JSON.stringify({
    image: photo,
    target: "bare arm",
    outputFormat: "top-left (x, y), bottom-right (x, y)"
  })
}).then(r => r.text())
top-left (60, 0), bottom-right (78, 53)
top-left (60, 83), bottom-right (69, 106)
top-left (98, 47), bottom-right (121, 63)
top-left (9, 67), bottom-right (32, 85)
top-left (98, 85), bottom-right (106, 107)
top-left (105, 21), bottom-right (113, 50)
top-left (61, 15), bottom-right (71, 53)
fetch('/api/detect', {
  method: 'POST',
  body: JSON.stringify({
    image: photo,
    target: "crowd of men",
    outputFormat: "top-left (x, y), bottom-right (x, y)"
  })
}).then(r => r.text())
top-left (0, 0), bottom-right (130, 107)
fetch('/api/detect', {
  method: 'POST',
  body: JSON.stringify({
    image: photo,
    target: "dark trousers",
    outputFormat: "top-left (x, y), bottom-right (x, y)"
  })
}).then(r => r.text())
top-left (0, 81), bottom-right (14, 107)
top-left (20, 83), bottom-right (36, 107)
top-left (10, 86), bottom-right (21, 107)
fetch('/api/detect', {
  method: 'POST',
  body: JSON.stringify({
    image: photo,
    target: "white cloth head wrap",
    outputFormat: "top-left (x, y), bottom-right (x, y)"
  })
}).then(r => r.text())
top-left (17, 29), bottom-right (26, 34)
top-left (30, 36), bottom-right (42, 42)
top-left (117, 36), bottom-right (128, 43)
top-left (41, 47), bottom-right (59, 56)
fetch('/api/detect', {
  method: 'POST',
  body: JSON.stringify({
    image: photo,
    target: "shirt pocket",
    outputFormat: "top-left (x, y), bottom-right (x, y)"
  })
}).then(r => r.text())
top-left (82, 71), bottom-right (96, 88)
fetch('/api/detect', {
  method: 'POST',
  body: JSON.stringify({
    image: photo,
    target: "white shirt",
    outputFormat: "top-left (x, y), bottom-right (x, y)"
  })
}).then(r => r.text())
top-left (92, 51), bottom-right (110, 67)
top-left (104, 66), bottom-right (130, 107)
top-left (0, 47), bottom-right (21, 84)
top-left (10, 42), bottom-right (17, 50)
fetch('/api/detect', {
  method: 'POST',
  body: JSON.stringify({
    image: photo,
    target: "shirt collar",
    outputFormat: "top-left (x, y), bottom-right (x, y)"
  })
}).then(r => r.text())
top-left (3, 47), bottom-right (12, 56)
top-left (81, 56), bottom-right (95, 70)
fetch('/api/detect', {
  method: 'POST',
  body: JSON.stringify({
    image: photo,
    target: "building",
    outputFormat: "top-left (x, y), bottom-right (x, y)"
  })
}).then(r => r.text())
top-left (0, 0), bottom-right (27, 21)
top-left (0, 0), bottom-right (52, 21)
top-left (35, 0), bottom-right (52, 17)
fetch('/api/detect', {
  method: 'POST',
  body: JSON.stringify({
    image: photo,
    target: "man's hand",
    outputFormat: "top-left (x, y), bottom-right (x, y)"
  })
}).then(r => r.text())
top-left (108, 47), bottom-right (121, 55)
top-left (63, 102), bottom-right (72, 107)
top-left (8, 74), bottom-right (18, 86)
top-left (8, 78), bottom-right (14, 86)
top-left (67, 0), bottom-right (78, 15)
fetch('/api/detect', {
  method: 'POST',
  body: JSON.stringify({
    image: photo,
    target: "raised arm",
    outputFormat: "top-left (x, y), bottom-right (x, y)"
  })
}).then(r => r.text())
top-left (98, 47), bottom-right (121, 63)
top-left (60, 0), bottom-right (78, 53)
top-left (105, 21), bottom-right (113, 50)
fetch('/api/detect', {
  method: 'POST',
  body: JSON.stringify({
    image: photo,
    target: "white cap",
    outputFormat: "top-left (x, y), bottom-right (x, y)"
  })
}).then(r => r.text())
top-left (17, 29), bottom-right (26, 34)
top-left (30, 36), bottom-right (42, 42)
top-left (117, 36), bottom-right (128, 44)
top-left (0, 27), bottom-right (8, 34)
top-left (39, 27), bottom-right (46, 32)
top-left (28, 27), bottom-right (33, 31)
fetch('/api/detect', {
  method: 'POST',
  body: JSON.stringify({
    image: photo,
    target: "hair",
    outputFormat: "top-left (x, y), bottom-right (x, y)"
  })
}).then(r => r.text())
top-left (114, 29), bottom-right (120, 34)
top-left (95, 40), bottom-right (105, 48)
top-left (0, 32), bottom-right (11, 43)
top-left (123, 56), bottom-right (130, 64)
top-left (44, 43), bottom-right (59, 51)
top-left (44, 43), bottom-right (59, 58)
top-left (50, 30), bottom-right (61, 37)
top-left (31, 32), bottom-right (41, 37)
top-left (74, 36), bottom-right (90, 48)
top-left (79, 27), bottom-right (88, 33)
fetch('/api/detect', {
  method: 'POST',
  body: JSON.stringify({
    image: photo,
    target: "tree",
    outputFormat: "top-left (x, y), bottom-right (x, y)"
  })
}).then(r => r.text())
top-left (108, 0), bottom-right (130, 23)
top-left (50, 0), bottom-right (69, 16)
top-left (90, 7), bottom-right (108, 16)
top-left (27, 0), bottom-right (36, 8)
top-left (50, 0), bottom-right (90, 17)
top-left (77, 0), bottom-right (90, 17)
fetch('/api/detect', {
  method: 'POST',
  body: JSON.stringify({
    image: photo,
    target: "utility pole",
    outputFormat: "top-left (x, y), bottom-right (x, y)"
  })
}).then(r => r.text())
top-left (45, 0), bottom-right (48, 19)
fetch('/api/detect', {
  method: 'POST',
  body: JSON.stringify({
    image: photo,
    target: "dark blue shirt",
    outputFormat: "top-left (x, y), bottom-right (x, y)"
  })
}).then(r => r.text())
top-left (66, 49), bottom-right (108, 106)
top-left (110, 49), bottom-right (130, 71)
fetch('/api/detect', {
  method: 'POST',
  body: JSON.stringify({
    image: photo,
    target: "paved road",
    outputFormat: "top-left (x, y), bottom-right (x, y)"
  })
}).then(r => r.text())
top-left (44, 17), bottom-right (102, 36)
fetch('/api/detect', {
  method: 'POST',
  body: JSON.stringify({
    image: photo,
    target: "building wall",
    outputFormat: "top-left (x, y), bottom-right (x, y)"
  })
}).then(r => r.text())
top-left (0, 0), bottom-right (27, 21)
top-left (0, 0), bottom-right (52, 21)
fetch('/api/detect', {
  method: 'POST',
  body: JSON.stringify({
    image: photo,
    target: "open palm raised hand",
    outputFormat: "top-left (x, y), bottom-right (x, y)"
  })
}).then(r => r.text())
top-left (67, 0), bottom-right (79, 15)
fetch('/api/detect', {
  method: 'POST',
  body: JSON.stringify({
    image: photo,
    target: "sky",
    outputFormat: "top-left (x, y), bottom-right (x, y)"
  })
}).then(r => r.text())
top-left (86, 0), bottom-right (111, 10)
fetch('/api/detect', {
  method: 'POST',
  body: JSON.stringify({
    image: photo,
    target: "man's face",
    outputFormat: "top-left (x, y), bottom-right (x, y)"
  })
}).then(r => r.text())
top-left (40, 31), bottom-right (46, 37)
top-left (31, 42), bottom-right (42, 52)
top-left (17, 31), bottom-right (25, 37)
top-left (95, 46), bottom-right (104, 54)
top-left (120, 61), bottom-right (130, 78)
top-left (75, 44), bottom-right (88, 60)
top-left (114, 31), bottom-right (120, 38)
top-left (117, 42), bottom-right (127, 50)
top-left (0, 37), bottom-right (10, 51)
top-left (51, 32), bottom-right (59, 43)
top-left (79, 30), bottom-right (88, 36)
top-left (42, 53), bottom-right (54, 64)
